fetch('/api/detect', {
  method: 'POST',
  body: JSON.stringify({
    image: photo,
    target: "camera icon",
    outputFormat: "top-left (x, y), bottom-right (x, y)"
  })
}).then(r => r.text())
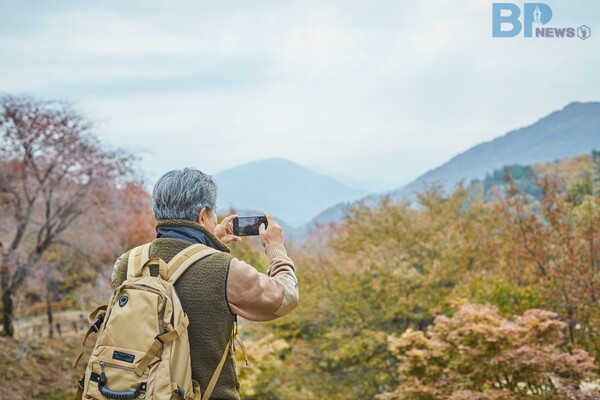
top-left (577, 25), bottom-right (591, 40)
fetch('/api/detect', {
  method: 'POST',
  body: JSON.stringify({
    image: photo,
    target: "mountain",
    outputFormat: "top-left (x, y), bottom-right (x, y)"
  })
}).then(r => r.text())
top-left (308, 165), bottom-right (392, 193)
top-left (214, 158), bottom-right (367, 227)
top-left (392, 101), bottom-right (600, 200)
top-left (299, 101), bottom-right (600, 234)
top-left (472, 153), bottom-right (598, 200)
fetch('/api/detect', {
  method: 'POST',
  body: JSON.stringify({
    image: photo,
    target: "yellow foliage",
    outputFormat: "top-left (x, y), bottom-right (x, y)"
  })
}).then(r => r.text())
top-left (235, 332), bottom-right (292, 399)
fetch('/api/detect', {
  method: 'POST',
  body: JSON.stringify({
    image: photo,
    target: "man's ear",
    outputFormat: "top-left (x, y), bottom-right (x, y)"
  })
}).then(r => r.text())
top-left (197, 207), bottom-right (208, 225)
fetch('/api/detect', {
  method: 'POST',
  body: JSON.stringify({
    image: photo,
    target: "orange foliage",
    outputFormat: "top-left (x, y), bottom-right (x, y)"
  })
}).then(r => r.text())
top-left (380, 303), bottom-right (598, 400)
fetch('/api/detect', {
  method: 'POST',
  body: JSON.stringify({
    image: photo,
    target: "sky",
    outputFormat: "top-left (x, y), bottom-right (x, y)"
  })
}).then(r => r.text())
top-left (0, 0), bottom-right (598, 192)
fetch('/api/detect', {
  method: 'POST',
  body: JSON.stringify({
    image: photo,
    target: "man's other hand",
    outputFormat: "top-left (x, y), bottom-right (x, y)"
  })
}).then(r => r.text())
top-left (259, 213), bottom-right (284, 247)
top-left (215, 214), bottom-right (241, 244)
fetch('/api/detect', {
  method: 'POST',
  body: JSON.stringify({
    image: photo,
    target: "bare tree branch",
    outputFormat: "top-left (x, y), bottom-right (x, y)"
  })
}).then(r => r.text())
top-left (0, 95), bottom-right (135, 337)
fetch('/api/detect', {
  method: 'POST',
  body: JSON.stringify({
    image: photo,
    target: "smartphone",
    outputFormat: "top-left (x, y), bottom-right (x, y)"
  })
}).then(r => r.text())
top-left (233, 216), bottom-right (268, 236)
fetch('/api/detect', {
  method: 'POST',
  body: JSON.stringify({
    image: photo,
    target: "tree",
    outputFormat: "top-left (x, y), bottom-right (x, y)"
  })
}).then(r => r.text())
top-left (230, 154), bottom-right (600, 399)
top-left (478, 165), bottom-right (542, 199)
top-left (0, 96), bottom-right (134, 337)
top-left (498, 175), bottom-right (600, 356)
top-left (259, 186), bottom-right (504, 399)
top-left (379, 303), bottom-right (599, 400)
top-left (235, 332), bottom-right (291, 399)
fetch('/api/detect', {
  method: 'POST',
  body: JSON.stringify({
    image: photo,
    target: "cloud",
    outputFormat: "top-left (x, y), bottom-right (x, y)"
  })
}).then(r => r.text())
top-left (0, 0), bottom-right (598, 190)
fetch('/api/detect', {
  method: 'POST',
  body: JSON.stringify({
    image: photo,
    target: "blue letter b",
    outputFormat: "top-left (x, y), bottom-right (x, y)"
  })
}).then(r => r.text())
top-left (492, 3), bottom-right (522, 37)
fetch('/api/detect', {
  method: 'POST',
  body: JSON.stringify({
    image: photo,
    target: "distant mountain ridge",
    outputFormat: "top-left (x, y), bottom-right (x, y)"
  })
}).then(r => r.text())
top-left (392, 101), bottom-right (600, 200)
top-left (303, 101), bottom-right (600, 234)
top-left (214, 158), bottom-right (367, 227)
top-left (215, 102), bottom-right (600, 235)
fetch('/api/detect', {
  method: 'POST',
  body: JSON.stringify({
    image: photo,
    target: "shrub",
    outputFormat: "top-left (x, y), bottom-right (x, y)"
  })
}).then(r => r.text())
top-left (378, 303), bottom-right (599, 400)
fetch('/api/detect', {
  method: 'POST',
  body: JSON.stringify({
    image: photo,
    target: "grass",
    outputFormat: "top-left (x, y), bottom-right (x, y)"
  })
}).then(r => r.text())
top-left (0, 336), bottom-right (83, 399)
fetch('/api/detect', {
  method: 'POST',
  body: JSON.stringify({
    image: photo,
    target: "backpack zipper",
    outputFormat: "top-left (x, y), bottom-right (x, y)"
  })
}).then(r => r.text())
top-left (98, 360), bottom-right (136, 373)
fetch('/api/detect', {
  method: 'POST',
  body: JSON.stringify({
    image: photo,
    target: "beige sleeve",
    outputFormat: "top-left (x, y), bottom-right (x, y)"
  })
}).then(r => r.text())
top-left (227, 243), bottom-right (299, 322)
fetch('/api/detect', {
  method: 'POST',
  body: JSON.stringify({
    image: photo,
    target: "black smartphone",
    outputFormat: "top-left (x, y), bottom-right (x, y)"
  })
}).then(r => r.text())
top-left (233, 216), bottom-right (268, 236)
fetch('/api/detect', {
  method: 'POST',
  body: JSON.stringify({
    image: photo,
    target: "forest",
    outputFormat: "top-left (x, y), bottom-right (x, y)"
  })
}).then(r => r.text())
top-left (1, 96), bottom-right (599, 399)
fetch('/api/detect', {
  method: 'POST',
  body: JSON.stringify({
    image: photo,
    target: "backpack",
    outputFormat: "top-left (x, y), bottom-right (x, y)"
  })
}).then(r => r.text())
top-left (73, 242), bottom-right (231, 400)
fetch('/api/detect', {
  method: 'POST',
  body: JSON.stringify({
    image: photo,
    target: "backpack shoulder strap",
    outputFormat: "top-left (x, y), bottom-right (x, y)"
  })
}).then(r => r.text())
top-left (201, 337), bottom-right (231, 400)
top-left (167, 244), bottom-right (220, 283)
top-left (126, 243), bottom-right (152, 279)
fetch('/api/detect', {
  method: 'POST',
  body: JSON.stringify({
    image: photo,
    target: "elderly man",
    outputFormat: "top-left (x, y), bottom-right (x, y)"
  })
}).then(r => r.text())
top-left (111, 168), bottom-right (299, 400)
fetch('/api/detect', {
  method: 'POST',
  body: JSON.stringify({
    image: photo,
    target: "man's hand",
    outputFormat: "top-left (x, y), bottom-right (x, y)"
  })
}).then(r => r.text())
top-left (214, 214), bottom-right (241, 244)
top-left (259, 213), bottom-right (284, 247)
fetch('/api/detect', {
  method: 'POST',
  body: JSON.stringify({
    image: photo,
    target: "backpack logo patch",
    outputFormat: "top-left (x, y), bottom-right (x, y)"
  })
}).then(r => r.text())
top-left (112, 351), bottom-right (135, 363)
top-left (118, 295), bottom-right (128, 307)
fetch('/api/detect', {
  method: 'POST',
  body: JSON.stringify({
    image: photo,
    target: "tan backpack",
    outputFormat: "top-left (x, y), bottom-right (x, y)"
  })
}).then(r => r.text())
top-left (74, 243), bottom-right (230, 400)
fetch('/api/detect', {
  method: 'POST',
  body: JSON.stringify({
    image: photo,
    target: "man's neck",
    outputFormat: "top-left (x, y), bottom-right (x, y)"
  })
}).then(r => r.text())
top-left (155, 219), bottom-right (229, 252)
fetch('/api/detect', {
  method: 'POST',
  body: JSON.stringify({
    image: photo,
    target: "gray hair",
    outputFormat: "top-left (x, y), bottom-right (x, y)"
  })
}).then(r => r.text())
top-left (152, 168), bottom-right (218, 221)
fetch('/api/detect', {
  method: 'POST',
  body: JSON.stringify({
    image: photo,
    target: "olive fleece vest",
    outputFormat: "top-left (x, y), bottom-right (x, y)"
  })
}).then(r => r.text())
top-left (113, 237), bottom-right (240, 400)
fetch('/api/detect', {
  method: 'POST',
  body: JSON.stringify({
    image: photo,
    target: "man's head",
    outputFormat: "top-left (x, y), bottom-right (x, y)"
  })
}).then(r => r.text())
top-left (152, 168), bottom-right (218, 231)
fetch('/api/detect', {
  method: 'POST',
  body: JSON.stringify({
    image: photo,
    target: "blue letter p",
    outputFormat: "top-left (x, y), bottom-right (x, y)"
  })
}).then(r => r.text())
top-left (523, 3), bottom-right (552, 37)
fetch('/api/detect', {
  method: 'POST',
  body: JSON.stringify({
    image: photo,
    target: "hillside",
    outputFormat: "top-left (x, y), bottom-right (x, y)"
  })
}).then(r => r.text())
top-left (214, 158), bottom-right (367, 227)
top-left (392, 101), bottom-right (600, 200)
top-left (301, 101), bottom-right (600, 231)
top-left (471, 152), bottom-right (598, 199)
top-left (0, 337), bottom-right (80, 399)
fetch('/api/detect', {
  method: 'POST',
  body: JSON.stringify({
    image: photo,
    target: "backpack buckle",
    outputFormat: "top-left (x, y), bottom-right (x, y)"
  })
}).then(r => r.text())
top-left (175, 385), bottom-right (185, 399)
top-left (90, 314), bottom-right (104, 332)
top-left (77, 374), bottom-right (85, 390)
top-left (155, 327), bottom-right (170, 344)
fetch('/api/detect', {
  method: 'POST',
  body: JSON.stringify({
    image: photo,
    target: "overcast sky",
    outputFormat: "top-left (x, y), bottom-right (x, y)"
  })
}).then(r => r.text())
top-left (0, 0), bottom-right (598, 192)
